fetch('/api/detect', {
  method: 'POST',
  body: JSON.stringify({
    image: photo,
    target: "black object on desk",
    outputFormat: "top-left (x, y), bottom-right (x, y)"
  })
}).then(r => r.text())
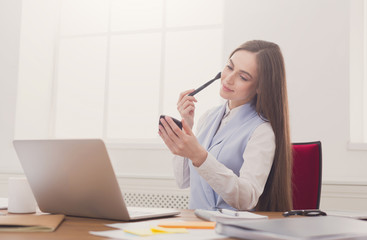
top-left (283, 209), bottom-right (327, 217)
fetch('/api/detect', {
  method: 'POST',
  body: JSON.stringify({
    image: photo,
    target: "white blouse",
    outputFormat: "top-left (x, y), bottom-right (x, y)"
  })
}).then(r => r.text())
top-left (172, 104), bottom-right (276, 210)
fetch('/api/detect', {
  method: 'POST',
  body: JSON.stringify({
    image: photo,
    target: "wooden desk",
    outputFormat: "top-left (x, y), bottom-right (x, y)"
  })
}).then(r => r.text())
top-left (0, 210), bottom-right (284, 239)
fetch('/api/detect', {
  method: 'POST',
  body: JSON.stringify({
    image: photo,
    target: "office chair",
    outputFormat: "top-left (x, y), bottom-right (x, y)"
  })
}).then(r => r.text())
top-left (292, 141), bottom-right (322, 210)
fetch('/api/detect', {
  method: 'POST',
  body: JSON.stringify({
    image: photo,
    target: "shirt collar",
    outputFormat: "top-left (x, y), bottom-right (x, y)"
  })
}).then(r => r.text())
top-left (223, 101), bottom-right (242, 120)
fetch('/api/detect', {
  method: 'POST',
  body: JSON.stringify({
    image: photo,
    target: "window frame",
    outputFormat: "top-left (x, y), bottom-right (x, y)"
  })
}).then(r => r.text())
top-left (45, 0), bottom-right (224, 148)
top-left (349, 0), bottom-right (367, 150)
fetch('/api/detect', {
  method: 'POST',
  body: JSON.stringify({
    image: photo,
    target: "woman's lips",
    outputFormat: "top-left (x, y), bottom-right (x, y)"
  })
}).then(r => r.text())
top-left (222, 85), bottom-right (233, 92)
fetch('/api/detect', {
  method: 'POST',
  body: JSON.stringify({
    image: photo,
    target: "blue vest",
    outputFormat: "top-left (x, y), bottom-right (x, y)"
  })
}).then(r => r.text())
top-left (188, 102), bottom-right (266, 210)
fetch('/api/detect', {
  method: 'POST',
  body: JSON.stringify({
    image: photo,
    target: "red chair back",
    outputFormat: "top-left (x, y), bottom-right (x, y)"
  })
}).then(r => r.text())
top-left (292, 141), bottom-right (322, 210)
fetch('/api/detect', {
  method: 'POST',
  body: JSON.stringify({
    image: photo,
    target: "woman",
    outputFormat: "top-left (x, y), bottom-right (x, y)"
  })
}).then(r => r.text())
top-left (159, 40), bottom-right (293, 211)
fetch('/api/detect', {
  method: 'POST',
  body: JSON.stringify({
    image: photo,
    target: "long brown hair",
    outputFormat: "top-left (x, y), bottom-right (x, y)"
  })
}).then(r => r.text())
top-left (230, 40), bottom-right (293, 211)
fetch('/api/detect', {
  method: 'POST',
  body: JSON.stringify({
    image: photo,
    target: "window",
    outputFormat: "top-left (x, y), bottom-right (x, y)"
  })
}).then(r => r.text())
top-left (15, 0), bottom-right (224, 146)
top-left (349, 0), bottom-right (367, 149)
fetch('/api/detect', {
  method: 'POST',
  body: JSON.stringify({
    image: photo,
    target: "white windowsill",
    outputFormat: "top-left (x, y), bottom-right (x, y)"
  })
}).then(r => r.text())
top-left (347, 142), bottom-right (367, 151)
top-left (105, 139), bottom-right (168, 150)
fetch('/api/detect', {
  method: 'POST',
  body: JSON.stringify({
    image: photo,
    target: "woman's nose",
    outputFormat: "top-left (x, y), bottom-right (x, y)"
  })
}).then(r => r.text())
top-left (224, 72), bottom-right (235, 85)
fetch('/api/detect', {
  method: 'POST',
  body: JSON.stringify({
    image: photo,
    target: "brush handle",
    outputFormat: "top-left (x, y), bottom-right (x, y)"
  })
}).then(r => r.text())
top-left (188, 72), bottom-right (221, 96)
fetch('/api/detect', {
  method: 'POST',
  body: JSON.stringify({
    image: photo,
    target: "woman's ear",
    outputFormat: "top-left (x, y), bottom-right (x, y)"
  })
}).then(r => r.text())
top-left (256, 87), bottom-right (260, 94)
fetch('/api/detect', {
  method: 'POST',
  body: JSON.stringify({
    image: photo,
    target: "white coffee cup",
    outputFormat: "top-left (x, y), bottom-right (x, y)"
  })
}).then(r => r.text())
top-left (8, 177), bottom-right (36, 213)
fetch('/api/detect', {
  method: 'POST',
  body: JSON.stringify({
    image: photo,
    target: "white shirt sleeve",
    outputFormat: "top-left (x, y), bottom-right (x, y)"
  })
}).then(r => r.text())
top-left (195, 122), bottom-right (275, 210)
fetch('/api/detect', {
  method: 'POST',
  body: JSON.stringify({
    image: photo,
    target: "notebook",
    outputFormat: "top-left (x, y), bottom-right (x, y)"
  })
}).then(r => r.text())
top-left (194, 209), bottom-right (268, 221)
top-left (0, 214), bottom-right (64, 232)
top-left (215, 216), bottom-right (367, 240)
top-left (13, 139), bottom-right (180, 221)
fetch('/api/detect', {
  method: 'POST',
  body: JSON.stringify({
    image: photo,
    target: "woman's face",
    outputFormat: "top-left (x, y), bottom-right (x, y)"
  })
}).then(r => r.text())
top-left (220, 50), bottom-right (258, 109)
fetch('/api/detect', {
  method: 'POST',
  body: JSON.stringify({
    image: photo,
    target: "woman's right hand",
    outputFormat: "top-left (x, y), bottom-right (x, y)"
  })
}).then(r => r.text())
top-left (177, 89), bottom-right (197, 129)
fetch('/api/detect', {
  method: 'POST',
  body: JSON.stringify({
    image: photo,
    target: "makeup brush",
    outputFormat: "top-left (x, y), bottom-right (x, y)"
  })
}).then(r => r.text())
top-left (188, 72), bottom-right (221, 96)
top-left (159, 72), bottom-right (221, 130)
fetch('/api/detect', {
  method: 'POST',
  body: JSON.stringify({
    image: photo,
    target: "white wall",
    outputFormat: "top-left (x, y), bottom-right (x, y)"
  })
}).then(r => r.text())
top-left (1, 0), bottom-right (367, 210)
top-left (0, 0), bottom-right (23, 173)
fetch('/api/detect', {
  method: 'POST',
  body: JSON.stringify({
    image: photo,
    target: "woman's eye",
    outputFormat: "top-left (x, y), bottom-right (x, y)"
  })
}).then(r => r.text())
top-left (240, 76), bottom-right (248, 81)
top-left (226, 65), bottom-right (233, 70)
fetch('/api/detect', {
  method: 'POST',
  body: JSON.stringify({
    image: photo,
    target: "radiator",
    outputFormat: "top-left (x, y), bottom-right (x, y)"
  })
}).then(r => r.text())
top-left (122, 192), bottom-right (189, 209)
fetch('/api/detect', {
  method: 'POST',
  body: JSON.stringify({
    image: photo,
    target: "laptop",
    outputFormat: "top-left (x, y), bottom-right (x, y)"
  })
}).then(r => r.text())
top-left (13, 139), bottom-right (180, 221)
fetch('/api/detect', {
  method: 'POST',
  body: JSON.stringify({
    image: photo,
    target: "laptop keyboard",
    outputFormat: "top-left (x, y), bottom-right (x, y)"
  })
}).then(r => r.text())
top-left (129, 210), bottom-right (155, 216)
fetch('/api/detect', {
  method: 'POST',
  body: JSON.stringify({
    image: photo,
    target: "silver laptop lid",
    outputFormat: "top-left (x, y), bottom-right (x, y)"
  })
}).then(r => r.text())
top-left (13, 139), bottom-right (134, 221)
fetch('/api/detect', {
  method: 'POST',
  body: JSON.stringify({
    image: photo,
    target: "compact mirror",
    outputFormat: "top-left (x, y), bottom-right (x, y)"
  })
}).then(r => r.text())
top-left (159, 115), bottom-right (183, 130)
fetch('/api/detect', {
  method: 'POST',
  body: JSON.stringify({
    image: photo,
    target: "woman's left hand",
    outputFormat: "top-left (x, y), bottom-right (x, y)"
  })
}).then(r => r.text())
top-left (158, 116), bottom-right (207, 167)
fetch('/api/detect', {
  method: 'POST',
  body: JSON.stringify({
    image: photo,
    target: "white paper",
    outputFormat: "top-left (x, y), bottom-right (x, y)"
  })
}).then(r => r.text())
top-left (105, 219), bottom-right (187, 230)
top-left (89, 229), bottom-right (224, 240)
top-left (326, 210), bottom-right (367, 219)
top-left (106, 220), bottom-right (163, 230)
top-left (90, 219), bottom-right (224, 240)
top-left (89, 230), bottom-right (139, 240)
top-left (195, 209), bottom-right (268, 221)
